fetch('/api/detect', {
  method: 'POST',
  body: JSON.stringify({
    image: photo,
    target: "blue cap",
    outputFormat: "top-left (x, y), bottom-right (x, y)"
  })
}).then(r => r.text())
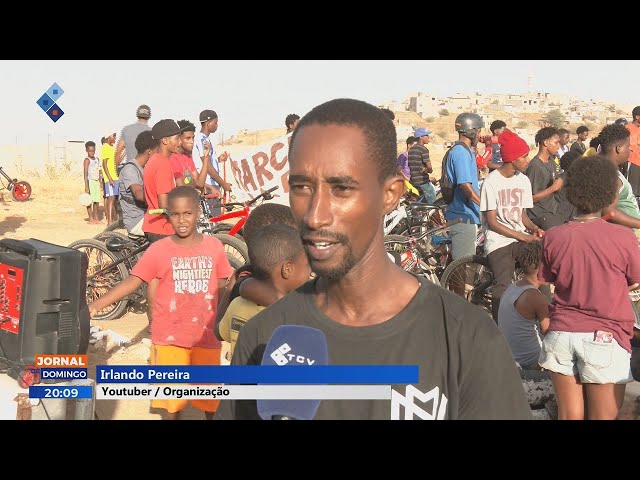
top-left (414, 128), bottom-right (432, 138)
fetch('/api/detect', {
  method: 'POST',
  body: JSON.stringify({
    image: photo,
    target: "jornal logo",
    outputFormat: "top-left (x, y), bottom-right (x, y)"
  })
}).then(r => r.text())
top-left (390, 385), bottom-right (448, 420)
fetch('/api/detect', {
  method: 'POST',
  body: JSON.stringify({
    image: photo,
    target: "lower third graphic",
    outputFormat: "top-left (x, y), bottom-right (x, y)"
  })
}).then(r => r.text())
top-left (36, 82), bottom-right (64, 122)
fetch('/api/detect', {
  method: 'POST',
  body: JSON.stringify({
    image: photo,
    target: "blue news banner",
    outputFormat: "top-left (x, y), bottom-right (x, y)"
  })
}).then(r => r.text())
top-left (29, 386), bottom-right (93, 399)
top-left (95, 365), bottom-right (419, 384)
top-left (28, 367), bottom-right (93, 399)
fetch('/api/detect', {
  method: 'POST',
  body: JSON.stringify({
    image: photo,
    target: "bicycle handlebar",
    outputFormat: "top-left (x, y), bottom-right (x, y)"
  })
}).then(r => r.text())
top-left (222, 186), bottom-right (279, 209)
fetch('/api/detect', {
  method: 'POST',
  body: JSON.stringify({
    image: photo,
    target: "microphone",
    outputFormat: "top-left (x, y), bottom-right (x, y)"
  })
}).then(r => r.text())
top-left (257, 325), bottom-right (328, 420)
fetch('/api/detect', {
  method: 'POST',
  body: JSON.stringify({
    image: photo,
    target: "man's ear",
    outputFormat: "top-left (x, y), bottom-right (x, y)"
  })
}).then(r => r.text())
top-left (383, 174), bottom-right (406, 215)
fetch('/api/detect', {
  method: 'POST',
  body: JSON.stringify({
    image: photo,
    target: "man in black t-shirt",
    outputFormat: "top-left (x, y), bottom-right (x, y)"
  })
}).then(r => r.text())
top-left (214, 99), bottom-right (531, 420)
top-left (570, 125), bottom-right (589, 155)
top-left (525, 127), bottom-right (570, 230)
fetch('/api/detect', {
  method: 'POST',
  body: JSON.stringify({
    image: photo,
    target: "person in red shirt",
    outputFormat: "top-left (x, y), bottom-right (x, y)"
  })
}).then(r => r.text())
top-left (476, 136), bottom-right (492, 169)
top-left (538, 155), bottom-right (640, 420)
top-left (142, 119), bottom-right (183, 243)
top-left (625, 107), bottom-right (640, 196)
top-left (88, 186), bottom-right (235, 420)
top-left (170, 119), bottom-right (210, 190)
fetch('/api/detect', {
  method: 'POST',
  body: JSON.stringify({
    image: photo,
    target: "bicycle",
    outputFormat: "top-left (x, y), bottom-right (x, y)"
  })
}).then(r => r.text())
top-left (440, 236), bottom-right (529, 316)
top-left (439, 254), bottom-right (508, 315)
top-left (68, 234), bottom-right (148, 320)
top-left (384, 197), bottom-right (447, 237)
top-left (0, 166), bottom-right (32, 202)
top-left (199, 185), bottom-right (280, 239)
top-left (384, 220), bottom-right (460, 285)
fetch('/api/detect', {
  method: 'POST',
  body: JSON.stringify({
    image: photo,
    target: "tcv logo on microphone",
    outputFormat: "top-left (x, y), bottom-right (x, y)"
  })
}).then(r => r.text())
top-left (270, 343), bottom-right (316, 365)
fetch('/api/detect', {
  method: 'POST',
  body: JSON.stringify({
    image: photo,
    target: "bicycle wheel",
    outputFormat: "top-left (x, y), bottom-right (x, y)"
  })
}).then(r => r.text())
top-left (208, 223), bottom-right (246, 244)
top-left (93, 230), bottom-right (143, 272)
top-left (103, 219), bottom-right (124, 232)
top-left (12, 181), bottom-right (32, 202)
top-left (440, 255), bottom-right (495, 315)
top-left (68, 238), bottom-right (130, 321)
top-left (227, 255), bottom-right (245, 271)
top-left (212, 233), bottom-right (249, 267)
top-left (94, 230), bottom-right (129, 242)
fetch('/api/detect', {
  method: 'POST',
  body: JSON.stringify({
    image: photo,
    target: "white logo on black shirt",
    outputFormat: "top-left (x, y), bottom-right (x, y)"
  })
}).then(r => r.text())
top-left (390, 385), bottom-right (448, 420)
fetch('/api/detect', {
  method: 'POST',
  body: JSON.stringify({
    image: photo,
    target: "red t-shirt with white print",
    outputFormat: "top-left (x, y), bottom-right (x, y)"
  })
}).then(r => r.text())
top-left (131, 235), bottom-right (234, 348)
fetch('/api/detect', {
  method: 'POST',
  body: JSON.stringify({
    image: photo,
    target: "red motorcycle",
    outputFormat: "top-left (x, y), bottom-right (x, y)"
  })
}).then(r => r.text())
top-left (0, 166), bottom-right (32, 202)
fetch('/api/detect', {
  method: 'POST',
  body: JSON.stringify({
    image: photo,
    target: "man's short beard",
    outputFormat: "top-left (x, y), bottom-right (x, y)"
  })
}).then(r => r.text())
top-left (308, 244), bottom-right (357, 280)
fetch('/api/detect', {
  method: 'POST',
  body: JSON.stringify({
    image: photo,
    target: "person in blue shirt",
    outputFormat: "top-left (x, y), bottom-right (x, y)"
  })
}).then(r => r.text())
top-left (445, 113), bottom-right (483, 259)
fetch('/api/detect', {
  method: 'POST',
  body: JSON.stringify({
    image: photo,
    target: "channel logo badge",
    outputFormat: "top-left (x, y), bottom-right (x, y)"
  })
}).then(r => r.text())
top-left (36, 82), bottom-right (64, 123)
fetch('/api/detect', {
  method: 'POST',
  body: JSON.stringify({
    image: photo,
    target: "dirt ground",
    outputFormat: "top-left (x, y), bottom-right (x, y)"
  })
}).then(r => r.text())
top-left (1, 177), bottom-right (228, 419)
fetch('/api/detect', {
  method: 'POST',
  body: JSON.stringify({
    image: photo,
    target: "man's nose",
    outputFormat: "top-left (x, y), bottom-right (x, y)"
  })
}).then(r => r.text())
top-left (304, 186), bottom-right (333, 230)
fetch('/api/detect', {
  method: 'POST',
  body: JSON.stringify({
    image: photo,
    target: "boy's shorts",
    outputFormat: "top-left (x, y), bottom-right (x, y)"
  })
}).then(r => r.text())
top-left (104, 181), bottom-right (120, 197)
top-left (150, 344), bottom-right (222, 414)
top-left (539, 331), bottom-right (633, 384)
top-left (88, 179), bottom-right (101, 203)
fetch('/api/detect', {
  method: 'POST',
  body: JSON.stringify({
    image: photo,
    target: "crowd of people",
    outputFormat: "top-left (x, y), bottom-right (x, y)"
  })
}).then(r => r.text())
top-left (82, 99), bottom-right (640, 420)
top-left (398, 111), bottom-right (640, 420)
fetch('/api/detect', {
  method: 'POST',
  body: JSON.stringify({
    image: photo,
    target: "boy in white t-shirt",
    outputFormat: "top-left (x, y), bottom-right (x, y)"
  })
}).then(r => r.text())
top-left (480, 130), bottom-right (543, 322)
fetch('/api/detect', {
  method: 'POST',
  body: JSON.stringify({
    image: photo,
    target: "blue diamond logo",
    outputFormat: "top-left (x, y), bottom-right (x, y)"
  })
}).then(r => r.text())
top-left (47, 83), bottom-right (64, 102)
top-left (36, 93), bottom-right (54, 112)
top-left (46, 103), bottom-right (64, 123)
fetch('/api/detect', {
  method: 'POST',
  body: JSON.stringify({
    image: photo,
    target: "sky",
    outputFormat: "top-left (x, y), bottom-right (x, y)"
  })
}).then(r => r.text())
top-left (3, 60), bottom-right (640, 146)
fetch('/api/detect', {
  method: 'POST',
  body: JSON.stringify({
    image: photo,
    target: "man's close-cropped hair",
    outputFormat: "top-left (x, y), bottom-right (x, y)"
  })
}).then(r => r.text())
top-left (490, 120), bottom-right (507, 133)
top-left (248, 224), bottom-right (304, 280)
top-left (243, 203), bottom-right (297, 245)
top-left (515, 241), bottom-right (542, 275)
top-left (598, 123), bottom-right (630, 154)
top-left (534, 127), bottom-right (559, 147)
top-left (291, 98), bottom-right (397, 182)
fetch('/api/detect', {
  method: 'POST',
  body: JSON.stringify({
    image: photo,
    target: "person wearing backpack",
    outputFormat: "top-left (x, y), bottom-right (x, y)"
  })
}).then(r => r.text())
top-left (443, 113), bottom-right (484, 259)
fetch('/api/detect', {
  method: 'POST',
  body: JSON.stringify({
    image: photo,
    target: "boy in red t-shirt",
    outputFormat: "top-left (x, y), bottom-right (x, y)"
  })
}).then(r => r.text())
top-left (89, 186), bottom-right (235, 420)
top-left (538, 155), bottom-right (640, 420)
